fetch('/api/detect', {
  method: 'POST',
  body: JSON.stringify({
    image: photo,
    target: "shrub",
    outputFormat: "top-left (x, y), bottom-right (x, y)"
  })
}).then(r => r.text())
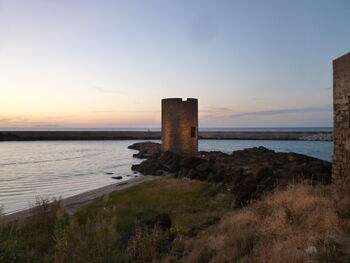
top-left (126, 226), bottom-right (171, 262)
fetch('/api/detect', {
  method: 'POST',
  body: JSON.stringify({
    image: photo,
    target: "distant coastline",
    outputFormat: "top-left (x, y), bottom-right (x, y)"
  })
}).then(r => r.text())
top-left (0, 127), bottom-right (333, 132)
top-left (0, 130), bottom-right (332, 141)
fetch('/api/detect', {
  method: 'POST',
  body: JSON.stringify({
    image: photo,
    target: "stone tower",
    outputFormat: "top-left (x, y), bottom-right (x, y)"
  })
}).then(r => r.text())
top-left (161, 98), bottom-right (198, 155)
top-left (333, 52), bottom-right (350, 187)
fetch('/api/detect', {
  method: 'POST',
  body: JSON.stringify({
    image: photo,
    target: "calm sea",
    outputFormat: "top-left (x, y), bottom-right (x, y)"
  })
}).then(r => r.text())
top-left (0, 139), bottom-right (332, 214)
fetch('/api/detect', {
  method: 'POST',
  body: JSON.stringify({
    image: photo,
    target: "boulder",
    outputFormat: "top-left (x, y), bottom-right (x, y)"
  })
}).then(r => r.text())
top-left (181, 156), bottom-right (206, 169)
top-left (128, 141), bottom-right (161, 158)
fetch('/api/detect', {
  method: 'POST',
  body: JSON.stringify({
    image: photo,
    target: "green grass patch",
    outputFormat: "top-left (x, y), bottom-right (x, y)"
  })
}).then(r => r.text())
top-left (0, 177), bottom-right (235, 263)
top-left (76, 177), bottom-right (234, 234)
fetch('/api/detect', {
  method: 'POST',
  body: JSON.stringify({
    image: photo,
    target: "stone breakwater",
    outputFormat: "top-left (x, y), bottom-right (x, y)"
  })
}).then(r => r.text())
top-left (0, 131), bottom-right (332, 141)
top-left (129, 142), bottom-right (331, 207)
top-left (300, 133), bottom-right (333, 141)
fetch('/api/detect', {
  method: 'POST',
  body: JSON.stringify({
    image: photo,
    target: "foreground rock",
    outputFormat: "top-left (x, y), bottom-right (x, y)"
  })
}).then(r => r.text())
top-left (130, 142), bottom-right (331, 207)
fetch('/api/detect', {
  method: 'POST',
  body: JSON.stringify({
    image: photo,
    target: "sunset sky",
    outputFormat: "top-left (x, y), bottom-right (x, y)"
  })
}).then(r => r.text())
top-left (1, 0), bottom-right (349, 128)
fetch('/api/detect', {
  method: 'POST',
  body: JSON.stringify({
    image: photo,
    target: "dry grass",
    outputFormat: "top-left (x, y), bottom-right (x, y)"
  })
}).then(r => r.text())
top-left (187, 184), bottom-right (348, 263)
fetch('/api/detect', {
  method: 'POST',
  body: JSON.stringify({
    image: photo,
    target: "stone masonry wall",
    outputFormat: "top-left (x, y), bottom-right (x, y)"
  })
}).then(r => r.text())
top-left (333, 52), bottom-right (350, 187)
top-left (161, 98), bottom-right (198, 155)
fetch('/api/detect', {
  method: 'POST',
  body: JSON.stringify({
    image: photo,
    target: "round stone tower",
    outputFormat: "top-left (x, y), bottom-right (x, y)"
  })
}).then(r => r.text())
top-left (161, 98), bottom-right (198, 155)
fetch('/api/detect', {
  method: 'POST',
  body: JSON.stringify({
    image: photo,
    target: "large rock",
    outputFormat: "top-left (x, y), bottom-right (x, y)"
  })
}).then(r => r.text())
top-left (181, 156), bottom-right (206, 169)
top-left (128, 141), bottom-right (161, 158)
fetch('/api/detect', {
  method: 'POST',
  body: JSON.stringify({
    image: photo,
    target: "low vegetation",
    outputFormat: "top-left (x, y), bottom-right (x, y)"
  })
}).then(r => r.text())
top-left (1, 177), bottom-right (349, 263)
top-left (0, 177), bottom-right (235, 262)
top-left (188, 184), bottom-right (350, 263)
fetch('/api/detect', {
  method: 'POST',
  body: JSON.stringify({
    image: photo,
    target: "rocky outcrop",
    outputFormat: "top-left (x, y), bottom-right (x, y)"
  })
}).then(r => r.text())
top-left (130, 142), bottom-right (332, 207)
top-left (128, 141), bottom-right (161, 158)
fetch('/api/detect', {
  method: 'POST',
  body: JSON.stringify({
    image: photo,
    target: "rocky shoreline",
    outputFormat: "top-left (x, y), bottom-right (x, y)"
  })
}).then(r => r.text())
top-left (129, 142), bottom-right (331, 207)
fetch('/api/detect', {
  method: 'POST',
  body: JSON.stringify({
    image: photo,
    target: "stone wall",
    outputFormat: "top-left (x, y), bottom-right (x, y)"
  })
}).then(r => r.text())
top-left (333, 52), bottom-right (350, 187)
top-left (161, 98), bottom-right (198, 155)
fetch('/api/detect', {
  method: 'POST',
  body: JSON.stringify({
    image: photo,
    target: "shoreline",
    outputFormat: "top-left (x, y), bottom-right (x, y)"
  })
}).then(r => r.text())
top-left (0, 131), bottom-right (333, 141)
top-left (1, 176), bottom-right (155, 224)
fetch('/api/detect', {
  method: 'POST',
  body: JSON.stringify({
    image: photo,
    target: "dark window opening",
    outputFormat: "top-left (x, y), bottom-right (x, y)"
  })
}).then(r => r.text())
top-left (191, 126), bottom-right (196, 138)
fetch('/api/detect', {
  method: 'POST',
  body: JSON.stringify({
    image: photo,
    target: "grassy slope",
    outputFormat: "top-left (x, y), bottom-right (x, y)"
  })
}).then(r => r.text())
top-left (0, 177), bottom-right (235, 263)
top-left (76, 177), bottom-right (234, 233)
top-left (1, 177), bottom-right (349, 263)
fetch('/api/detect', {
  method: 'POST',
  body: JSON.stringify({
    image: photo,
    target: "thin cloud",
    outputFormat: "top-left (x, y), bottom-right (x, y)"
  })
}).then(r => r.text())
top-left (89, 109), bottom-right (160, 114)
top-left (29, 124), bottom-right (66, 129)
top-left (135, 110), bottom-right (160, 113)
top-left (90, 110), bottom-right (118, 113)
top-left (0, 118), bottom-right (12, 122)
top-left (230, 105), bottom-right (332, 118)
top-left (92, 86), bottom-right (124, 94)
top-left (0, 117), bottom-right (33, 123)
top-left (0, 117), bottom-right (45, 127)
top-left (200, 106), bottom-right (234, 113)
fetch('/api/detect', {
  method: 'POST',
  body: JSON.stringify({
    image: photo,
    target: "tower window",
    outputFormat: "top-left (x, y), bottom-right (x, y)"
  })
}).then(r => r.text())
top-left (191, 126), bottom-right (196, 137)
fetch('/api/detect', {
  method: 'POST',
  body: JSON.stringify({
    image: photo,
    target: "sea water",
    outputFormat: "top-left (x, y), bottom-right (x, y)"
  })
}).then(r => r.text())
top-left (0, 139), bottom-right (332, 214)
